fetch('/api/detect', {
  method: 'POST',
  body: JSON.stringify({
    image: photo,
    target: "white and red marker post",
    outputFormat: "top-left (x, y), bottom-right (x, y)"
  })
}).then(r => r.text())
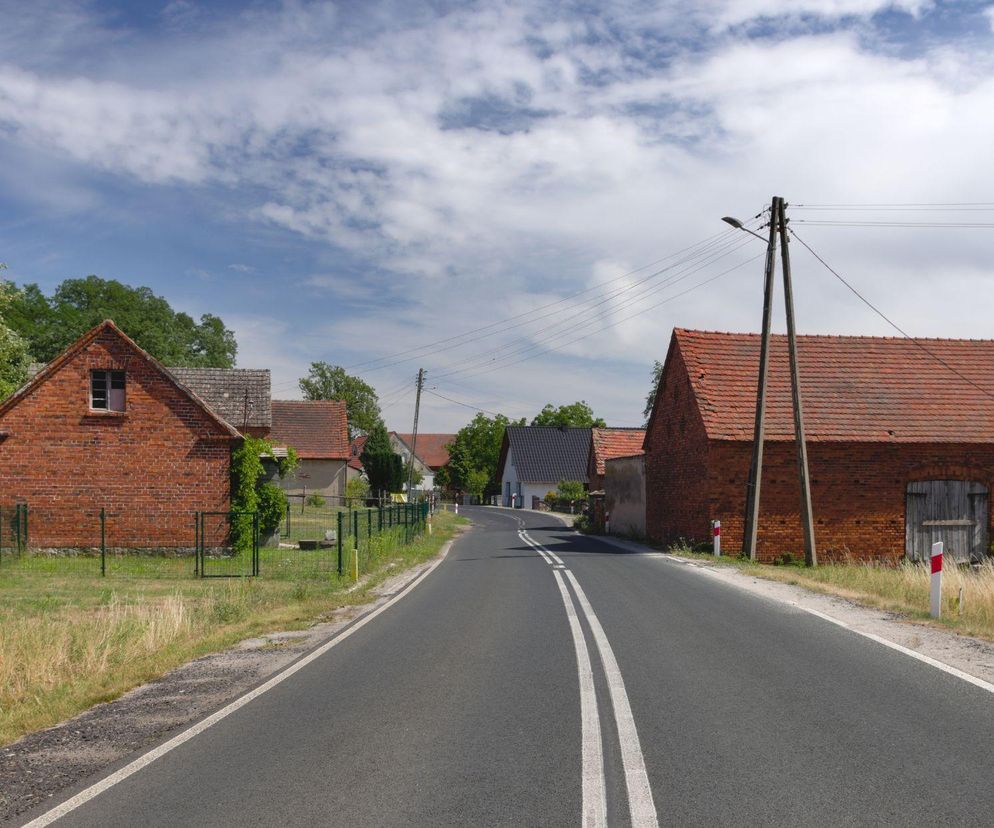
top-left (930, 540), bottom-right (943, 618)
top-left (712, 520), bottom-right (721, 557)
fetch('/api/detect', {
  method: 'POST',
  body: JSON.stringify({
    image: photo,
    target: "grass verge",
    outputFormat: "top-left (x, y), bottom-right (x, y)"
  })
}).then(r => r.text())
top-left (0, 510), bottom-right (467, 747)
top-left (665, 541), bottom-right (994, 643)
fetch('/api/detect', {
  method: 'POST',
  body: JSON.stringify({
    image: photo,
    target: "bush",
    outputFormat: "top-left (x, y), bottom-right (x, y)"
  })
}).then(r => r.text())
top-left (345, 477), bottom-right (370, 506)
top-left (557, 479), bottom-right (585, 501)
top-left (258, 483), bottom-right (288, 533)
top-left (573, 514), bottom-right (593, 533)
top-left (306, 493), bottom-right (326, 508)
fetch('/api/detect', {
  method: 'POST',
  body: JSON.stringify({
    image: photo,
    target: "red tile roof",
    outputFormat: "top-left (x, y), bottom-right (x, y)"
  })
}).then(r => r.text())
top-left (270, 400), bottom-right (349, 459)
top-left (348, 435), bottom-right (367, 469)
top-left (393, 433), bottom-right (455, 469)
top-left (591, 428), bottom-right (646, 474)
top-left (673, 328), bottom-right (994, 443)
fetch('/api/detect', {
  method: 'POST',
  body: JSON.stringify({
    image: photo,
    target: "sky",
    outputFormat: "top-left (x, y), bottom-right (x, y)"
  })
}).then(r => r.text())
top-left (2, 0), bottom-right (994, 432)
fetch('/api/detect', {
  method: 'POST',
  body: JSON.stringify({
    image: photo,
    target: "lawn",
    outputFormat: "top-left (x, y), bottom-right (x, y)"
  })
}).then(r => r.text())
top-left (0, 510), bottom-right (465, 747)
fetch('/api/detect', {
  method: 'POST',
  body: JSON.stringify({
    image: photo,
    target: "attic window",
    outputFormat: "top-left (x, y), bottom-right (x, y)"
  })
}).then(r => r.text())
top-left (91, 370), bottom-right (126, 412)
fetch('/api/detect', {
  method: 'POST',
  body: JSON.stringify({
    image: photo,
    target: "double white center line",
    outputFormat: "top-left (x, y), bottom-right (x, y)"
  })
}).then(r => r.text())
top-left (519, 528), bottom-right (659, 828)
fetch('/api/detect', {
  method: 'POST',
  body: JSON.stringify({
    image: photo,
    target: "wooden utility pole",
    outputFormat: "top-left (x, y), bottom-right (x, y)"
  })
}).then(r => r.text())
top-left (406, 368), bottom-right (425, 498)
top-left (777, 199), bottom-right (817, 566)
top-left (742, 196), bottom-right (780, 561)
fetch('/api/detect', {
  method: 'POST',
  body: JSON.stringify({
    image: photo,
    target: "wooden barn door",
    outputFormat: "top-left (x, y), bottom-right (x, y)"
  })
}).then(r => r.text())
top-left (906, 480), bottom-right (989, 563)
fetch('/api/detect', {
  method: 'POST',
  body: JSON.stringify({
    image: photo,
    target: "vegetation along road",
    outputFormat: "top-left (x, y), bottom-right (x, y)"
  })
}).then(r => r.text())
top-left (17, 507), bottom-right (994, 827)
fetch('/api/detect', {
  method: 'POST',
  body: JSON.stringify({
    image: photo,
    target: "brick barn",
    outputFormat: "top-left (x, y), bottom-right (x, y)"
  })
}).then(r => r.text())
top-left (0, 320), bottom-right (252, 549)
top-left (644, 328), bottom-right (994, 563)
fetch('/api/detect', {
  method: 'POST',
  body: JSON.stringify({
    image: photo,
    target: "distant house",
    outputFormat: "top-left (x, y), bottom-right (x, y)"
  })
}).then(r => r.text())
top-left (587, 427), bottom-right (646, 491)
top-left (347, 431), bottom-right (455, 491)
top-left (644, 328), bottom-right (994, 563)
top-left (270, 400), bottom-right (350, 500)
top-left (496, 426), bottom-right (591, 507)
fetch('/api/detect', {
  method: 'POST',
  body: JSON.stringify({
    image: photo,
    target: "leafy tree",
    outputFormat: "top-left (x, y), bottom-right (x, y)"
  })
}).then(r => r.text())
top-left (360, 421), bottom-right (404, 494)
top-left (4, 276), bottom-right (237, 367)
top-left (531, 400), bottom-right (606, 428)
top-left (299, 362), bottom-right (380, 439)
top-left (446, 412), bottom-right (525, 495)
top-left (404, 460), bottom-right (424, 489)
top-left (643, 360), bottom-right (663, 426)
top-left (433, 465), bottom-right (452, 491)
top-left (465, 469), bottom-right (489, 502)
top-left (0, 270), bottom-right (31, 399)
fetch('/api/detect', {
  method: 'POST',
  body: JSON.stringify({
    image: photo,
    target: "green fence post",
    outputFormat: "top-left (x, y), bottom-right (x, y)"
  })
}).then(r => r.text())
top-left (352, 509), bottom-right (359, 551)
top-left (367, 509), bottom-right (372, 539)
top-left (378, 506), bottom-right (383, 533)
top-left (253, 512), bottom-right (260, 576)
top-left (100, 507), bottom-right (106, 577)
top-left (286, 503), bottom-right (291, 539)
top-left (193, 512), bottom-right (199, 577)
top-left (337, 511), bottom-right (343, 575)
top-left (23, 503), bottom-right (28, 552)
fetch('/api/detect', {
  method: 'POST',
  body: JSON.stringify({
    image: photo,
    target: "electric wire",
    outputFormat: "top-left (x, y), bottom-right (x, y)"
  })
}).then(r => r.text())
top-left (423, 388), bottom-right (506, 418)
top-left (792, 220), bottom-right (994, 228)
top-left (430, 234), bottom-right (758, 383)
top-left (790, 229), bottom-right (994, 404)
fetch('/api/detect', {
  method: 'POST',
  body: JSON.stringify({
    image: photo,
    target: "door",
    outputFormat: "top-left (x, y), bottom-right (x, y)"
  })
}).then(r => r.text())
top-left (906, 480), bottom-right (988, 563)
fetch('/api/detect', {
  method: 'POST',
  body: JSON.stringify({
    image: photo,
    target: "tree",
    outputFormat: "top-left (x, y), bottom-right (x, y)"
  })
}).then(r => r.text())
top-left (0, 270), bottom-right (31, 400)
top-left (531, 400), bottom-right (606, 428)
top-left (345, 476), bottom-right (371, 507)
top-left (557, 479), bottom-right (586, 500)
top-left (299, 362), bottom-right (380, 439)
top-left (4, 275), bottom-right (237, 367)
top-left (465, 469), bottom-right (489, 502)
top-left (403, 460), bottom-right (424, 489)
top-left (446, 412), bottom-right (525, 495)
top-left (643, 360), bottom-right (663, 426)
top-left (360, 421), bottom-right (404, 494)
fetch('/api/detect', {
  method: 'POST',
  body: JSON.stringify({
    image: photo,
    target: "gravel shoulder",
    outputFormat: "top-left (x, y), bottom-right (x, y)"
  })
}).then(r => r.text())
top-left (0, 531), bottom-right (468, 825)
top-left (597, 533), bottom-right (994, 689)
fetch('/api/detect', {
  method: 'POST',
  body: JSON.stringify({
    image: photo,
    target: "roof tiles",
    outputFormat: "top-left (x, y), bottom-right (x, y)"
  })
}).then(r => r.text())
top-left (270, 400), bottom-right (349, 459)
top-left (591, 428), bottom-right (646, 474)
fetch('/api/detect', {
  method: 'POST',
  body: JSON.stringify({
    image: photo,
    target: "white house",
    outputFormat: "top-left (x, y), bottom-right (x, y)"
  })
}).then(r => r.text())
top-left (496, 426), bottom-right (591, 508)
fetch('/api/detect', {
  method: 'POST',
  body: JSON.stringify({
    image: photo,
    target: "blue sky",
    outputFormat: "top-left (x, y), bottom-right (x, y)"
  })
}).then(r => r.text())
top-left (2, 0), bottom-right (994, 430)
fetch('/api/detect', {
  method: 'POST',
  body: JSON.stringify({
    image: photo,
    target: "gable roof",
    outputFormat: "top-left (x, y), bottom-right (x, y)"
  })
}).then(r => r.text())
top-left (0, 320), bottom-right (241, 438)
top-left (393, 433), bottom-right (455, 469)
top-left (671, 328), bottom-right (994, 443)
top-left (270, 400), bottom-right (349, 460)
top-left (500, 426), bottom-right (591, 484)
top-left (168, 367), bottom-right (271, 430)
top-left (591, 428), bottom-right (646, 474)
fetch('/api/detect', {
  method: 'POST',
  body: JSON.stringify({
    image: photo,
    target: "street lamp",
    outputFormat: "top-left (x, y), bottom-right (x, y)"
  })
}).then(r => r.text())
top-left (722, 216), bottom-right (768, 243)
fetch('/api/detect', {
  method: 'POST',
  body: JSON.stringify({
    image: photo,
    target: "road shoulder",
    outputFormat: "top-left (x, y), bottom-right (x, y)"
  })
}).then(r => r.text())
top-left (592, 533), bottom-right (994, 691)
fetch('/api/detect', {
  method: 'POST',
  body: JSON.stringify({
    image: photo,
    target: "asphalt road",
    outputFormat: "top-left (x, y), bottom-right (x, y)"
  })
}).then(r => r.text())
top-left (20, 507), bottom-right (994, 827)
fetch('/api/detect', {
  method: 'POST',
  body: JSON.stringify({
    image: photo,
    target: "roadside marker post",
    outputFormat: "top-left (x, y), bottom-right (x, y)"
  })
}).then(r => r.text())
top-left (930, 541), bottom-right (943, 618)
top-left (713, 520), bottom-right (721, 557)
top-left (353, 546), bottom-right (359, 581)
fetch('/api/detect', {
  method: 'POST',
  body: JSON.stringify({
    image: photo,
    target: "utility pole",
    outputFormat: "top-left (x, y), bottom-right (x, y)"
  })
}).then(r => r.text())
top-left (742, 196), bottom-right (780, 561)
top-left (406, 368), bottom-right (425, 499)
top-left (777, 199), bottom-right (818, 566)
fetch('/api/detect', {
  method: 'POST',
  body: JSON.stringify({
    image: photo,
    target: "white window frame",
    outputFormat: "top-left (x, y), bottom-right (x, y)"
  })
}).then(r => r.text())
top-left (91, 369), bottom-right (126, 412)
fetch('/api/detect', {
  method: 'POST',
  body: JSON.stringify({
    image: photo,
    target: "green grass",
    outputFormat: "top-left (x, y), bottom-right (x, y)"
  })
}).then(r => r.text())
top-left (664, 542), bottom-right (994, 643)
top-left (0, 510), bottom-right (466, 747)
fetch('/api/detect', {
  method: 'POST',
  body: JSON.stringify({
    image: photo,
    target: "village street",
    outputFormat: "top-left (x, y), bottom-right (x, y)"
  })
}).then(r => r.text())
top-left (18, 506), bottom-right (993, 828)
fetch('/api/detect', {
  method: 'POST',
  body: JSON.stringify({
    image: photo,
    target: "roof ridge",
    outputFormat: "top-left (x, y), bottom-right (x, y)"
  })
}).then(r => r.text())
top-left (675, 327), bottom-right (994, 344)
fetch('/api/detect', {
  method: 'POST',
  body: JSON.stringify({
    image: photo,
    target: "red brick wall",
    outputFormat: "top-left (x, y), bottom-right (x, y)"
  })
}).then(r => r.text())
top-left (644, 344), bottom-right (712, 545)
top-left (708, 440), bottom-right (994, 562)
top-left (0, 329), bottom-right (234, 548)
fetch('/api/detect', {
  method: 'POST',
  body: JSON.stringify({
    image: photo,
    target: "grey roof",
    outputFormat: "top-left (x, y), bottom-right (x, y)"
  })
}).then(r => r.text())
top-left (504, 426), bottom-right (591, 484)
top-left (167, 367), bottom-right (272, 430)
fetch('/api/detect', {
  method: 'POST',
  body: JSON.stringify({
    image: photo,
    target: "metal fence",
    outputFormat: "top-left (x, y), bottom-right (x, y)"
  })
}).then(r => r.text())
top-left (0, 501), bottom-right (430, 580)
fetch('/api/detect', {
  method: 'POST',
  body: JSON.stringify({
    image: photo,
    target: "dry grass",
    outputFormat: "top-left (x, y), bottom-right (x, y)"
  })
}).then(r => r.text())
top-left (669, 544), bottom-right (994, 643)
top-left (0, 511), bottom-right (464, 746)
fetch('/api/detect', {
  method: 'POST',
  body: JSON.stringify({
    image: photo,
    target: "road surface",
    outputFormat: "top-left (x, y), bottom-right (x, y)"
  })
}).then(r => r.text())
top-left (20, 507), bottom-right (994, 826)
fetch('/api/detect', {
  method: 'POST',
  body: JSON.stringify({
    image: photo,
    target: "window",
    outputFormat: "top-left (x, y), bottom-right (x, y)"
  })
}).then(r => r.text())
top-left (91, 370), bottom-right (126, 412)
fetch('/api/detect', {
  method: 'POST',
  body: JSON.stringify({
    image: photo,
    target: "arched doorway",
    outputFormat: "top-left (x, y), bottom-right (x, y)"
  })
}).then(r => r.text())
top-left (906, 480), bottom-right (989, 563)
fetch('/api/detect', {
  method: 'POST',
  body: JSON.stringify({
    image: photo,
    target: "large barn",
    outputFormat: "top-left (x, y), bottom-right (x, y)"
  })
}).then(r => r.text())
top-left (644, 328), bottom-right (994, 563)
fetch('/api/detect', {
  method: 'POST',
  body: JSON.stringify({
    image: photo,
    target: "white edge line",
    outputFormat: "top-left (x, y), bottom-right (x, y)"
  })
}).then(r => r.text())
top-left (655, 556), bottom-right (994, 696)
top-left (23, 542), bottom-right (455, 828)
top-left (552, 570), bottom-right (607, 828)
top-left (563, 569), bottom-right (659, 828)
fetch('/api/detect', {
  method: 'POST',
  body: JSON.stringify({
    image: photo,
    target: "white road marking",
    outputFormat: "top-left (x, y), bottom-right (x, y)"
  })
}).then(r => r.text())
top-left (656, 554), bottom-right (994, 696)
top-left (552, 569), bottom-right (608, 828)
top-left (22, 545), bottom-right (455, 828)
top-left (563, 570), bottom-right (660, 828)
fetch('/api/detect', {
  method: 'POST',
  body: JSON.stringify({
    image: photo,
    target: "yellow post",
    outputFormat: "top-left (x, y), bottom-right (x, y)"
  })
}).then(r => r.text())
top-left (352, 546), bottom-right (359, 581)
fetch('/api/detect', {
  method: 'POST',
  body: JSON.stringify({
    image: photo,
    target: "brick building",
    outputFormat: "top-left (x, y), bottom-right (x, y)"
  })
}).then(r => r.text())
top-left (0, 320), bottom-right (240, 548)
top-left (644, 328), bottom-right (994, 563)
top-left (587, 427), bottom-right (645, 492)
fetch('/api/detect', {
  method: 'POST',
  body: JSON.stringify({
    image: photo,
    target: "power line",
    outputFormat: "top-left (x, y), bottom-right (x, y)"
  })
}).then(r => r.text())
top-left (423, 388), bottom-right (506, 418)
top-left (792, 220), bottom-right (994, 228)
top-left (794, 202), bottom-right (994, 208)
top-left (790, 229), bottom-right (994, 404)
top-left (433, 251), bottom-right (763, 385)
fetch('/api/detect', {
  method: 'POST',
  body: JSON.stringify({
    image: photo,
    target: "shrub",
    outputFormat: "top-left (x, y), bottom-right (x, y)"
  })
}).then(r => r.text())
top-left (557, 479), bottom-right (585, 501)
top-left (258, 483), bottom-right (288, 533)
top-left (345, 477), bottom-right (370, 507)
top-left (305, 493), bottom-right (326, 508)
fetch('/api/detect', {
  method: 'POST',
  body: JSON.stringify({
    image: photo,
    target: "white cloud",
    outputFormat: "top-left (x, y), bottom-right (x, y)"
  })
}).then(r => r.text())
top-left (1, 0), bottom-right (993, 428)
